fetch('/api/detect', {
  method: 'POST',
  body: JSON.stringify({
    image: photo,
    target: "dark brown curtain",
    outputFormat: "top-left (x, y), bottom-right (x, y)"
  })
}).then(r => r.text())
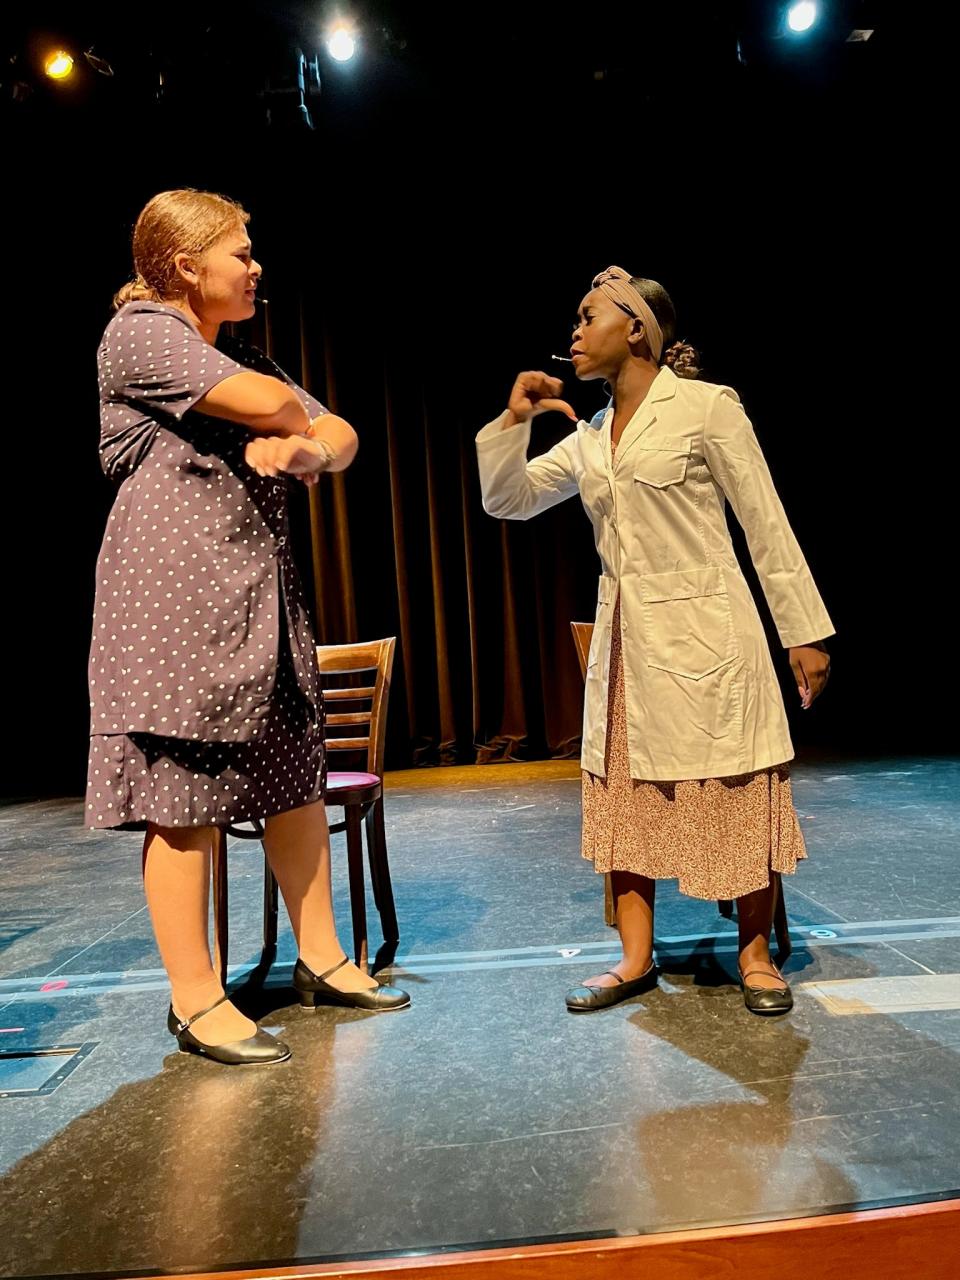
top-left (251, 253), bottom-right (594, 772)
top-left (0, 6), bottom-right (939, 803)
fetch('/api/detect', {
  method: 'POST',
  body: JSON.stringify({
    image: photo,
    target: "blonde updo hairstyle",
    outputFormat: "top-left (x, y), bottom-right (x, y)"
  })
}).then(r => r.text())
top-left (113, 189), bottom-right (250, 310)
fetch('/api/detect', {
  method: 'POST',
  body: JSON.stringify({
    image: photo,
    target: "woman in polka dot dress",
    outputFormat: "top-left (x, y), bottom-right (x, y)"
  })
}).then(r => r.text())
top-left (87, 190), bottom-right (409, 1065)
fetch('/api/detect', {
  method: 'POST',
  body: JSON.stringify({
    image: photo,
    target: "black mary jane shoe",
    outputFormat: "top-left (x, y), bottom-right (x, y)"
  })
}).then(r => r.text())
top-left (167, 995), bottom-right (292, 1065)
top-left (293, 956), bottom-right (411, 1012)
top-left (739, 964), bottom-right (794, 1017)
top-left (565, 962), bottom-right (658, 1013)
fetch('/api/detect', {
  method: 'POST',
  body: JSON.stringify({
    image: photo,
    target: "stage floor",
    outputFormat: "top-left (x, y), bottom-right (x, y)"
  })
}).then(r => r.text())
top-left (1, 757), bottom-right (959, 1278)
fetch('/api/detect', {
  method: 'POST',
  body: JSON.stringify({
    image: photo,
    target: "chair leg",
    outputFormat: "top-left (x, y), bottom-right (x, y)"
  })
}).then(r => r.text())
top-left (345, 803), bottom-right (369, 974)
top-left (262, 855), bottom-right (279, 962)
top-left (211, 828), bottom-right (229, 989)
top-left (717, 898), bottom-right (734, 920)
top-left (365, 797), bottom-right (399, 945)
top-left (772, 872), bottom-right (792, 964)
top-left (603, 873), bottom-right (615, 929)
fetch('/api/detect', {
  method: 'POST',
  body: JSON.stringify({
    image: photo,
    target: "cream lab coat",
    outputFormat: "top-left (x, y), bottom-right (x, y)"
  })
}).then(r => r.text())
top-left (476, 366), bottom-right (834, 781)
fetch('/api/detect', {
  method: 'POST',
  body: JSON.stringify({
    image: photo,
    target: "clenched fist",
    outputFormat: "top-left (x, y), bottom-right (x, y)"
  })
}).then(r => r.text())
top-left (504, 372), bottom-right (578, 429)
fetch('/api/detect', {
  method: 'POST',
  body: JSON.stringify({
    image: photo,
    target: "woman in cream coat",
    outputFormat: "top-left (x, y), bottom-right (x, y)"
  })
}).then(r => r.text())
top-left (476, 268), bottom-right (833, 1016)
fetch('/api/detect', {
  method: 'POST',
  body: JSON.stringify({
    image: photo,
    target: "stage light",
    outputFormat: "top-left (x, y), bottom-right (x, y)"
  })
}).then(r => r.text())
top-left (786, 3), bottom-right (818, 33)
top-left (84, 48), bottom-right (115, 77)
top-left (326, 24), bottom-right (357, 62)
top-left (44, 51), bottom-right (74, 81)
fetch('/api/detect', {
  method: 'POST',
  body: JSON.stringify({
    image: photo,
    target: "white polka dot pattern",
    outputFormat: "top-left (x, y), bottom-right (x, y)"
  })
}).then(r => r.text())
top-left (86, 302), bottom-right (329, 831)
top-left (87, 647), bottom-right (324, 830)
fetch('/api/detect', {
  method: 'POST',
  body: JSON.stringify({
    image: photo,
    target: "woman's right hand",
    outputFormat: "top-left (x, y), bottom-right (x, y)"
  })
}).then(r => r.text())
top-left (244, 434), bottom-right (332, 482)
top-left (504, 372), bottom-right (577, 429)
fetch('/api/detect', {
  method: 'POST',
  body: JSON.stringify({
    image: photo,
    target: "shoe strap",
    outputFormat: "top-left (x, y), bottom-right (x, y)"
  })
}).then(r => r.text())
top-left (317, 955), bottom-right (351, 983)
top-left (603, 970), bottom-right (625, 984)
top-left (740, 966), bottom-right (786, 985)
top-left (176, 993), bottom-right (230, 1033)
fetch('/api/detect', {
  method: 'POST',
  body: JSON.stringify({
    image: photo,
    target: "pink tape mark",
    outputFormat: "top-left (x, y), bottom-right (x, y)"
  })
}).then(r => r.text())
top-left (40, 980), bottom-right (68, 992)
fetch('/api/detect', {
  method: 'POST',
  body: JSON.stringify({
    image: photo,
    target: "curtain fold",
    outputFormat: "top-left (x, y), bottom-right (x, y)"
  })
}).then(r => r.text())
top-left (249, 279), bottom-right (591, 772)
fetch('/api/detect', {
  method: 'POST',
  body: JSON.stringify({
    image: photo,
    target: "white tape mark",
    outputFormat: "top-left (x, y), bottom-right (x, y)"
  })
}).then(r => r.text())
top-left (801, 974), bottom-right (960, 1015)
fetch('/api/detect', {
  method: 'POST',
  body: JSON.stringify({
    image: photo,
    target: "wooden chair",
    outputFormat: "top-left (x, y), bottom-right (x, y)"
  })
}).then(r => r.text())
top-left (570, 621), bottom-right (791, 962)
top-left (211, 636), bottom-right (400, 985)
top-left (315, 637), bottom-right (399, 974)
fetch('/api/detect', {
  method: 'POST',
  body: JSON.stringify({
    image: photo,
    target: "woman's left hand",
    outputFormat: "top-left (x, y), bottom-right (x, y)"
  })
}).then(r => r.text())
top-left (789, 643), bottom-right (831, 710)
top-left (305, 413), bottom-right (359, 471)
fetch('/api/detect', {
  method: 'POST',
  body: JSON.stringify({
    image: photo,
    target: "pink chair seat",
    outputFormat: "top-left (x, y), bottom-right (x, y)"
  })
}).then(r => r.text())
top-left (326, 770), bottom-right (381, 791)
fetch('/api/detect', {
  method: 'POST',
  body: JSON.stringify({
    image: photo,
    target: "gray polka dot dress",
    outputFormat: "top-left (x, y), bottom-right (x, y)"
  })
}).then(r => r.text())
top-left (86, 302), bottom-right (326, 831)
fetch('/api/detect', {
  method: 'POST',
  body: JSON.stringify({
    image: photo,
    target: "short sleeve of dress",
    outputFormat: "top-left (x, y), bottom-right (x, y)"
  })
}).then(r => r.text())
top-left (219, 334), bottom-right (328, 421)
top-left (98, 303), bottom-right (247, 423)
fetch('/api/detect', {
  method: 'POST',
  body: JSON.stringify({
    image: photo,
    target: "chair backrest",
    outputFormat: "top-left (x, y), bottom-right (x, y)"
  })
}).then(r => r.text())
top-left (316, 637), bottom-right (396, 776)
top-left (569, 621), bottom-right (594, 682)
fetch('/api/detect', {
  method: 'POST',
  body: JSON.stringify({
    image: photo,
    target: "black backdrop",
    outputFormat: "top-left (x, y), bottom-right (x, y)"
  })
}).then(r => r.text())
top-left (2, 2), bottom-right (950, 798)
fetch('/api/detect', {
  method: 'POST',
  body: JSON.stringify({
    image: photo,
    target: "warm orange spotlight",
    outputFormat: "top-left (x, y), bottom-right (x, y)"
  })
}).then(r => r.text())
top-left (44, 51), bottom-right (75, 80)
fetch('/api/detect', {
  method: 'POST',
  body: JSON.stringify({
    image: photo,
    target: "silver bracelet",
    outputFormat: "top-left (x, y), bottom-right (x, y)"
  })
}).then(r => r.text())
top-left (311, 437), bottom-right (338, 471)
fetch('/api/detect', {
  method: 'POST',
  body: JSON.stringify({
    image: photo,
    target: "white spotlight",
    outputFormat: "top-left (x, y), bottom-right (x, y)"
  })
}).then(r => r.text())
top-left (787, 2), bottom-right (818, 33)
top-left (326, 26), bottom-right (357, 62)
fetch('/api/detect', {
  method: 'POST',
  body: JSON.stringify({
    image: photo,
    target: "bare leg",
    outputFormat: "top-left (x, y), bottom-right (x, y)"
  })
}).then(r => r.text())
top-left (580, 872), bottom-right (656, 988)
top-left (737, 879), bottom-right (787, 989)
top-left (262, 799), bottom-right (377, 993)
top-left (143, 824), bottom-right (256, 1045)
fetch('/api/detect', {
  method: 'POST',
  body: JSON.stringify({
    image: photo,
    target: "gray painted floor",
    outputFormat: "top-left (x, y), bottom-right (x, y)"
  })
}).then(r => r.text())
top-left (1, 757), bottom-right (958, 1277)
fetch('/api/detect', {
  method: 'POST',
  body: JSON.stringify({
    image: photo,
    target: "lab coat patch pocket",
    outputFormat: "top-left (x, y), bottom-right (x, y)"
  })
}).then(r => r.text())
top-left (640, 566), bottom-right (739, 680)
top-left (633, 441), bottom-right (689, 489)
